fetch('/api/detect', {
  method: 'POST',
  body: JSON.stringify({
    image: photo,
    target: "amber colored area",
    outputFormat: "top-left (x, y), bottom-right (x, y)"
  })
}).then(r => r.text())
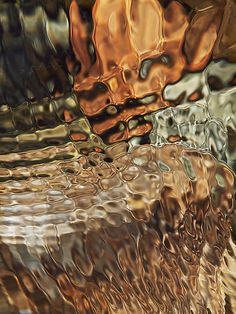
top-left (69, 0), bottom-right (187, 143)
top-left (0, 145), bottom-right (234, 313)
top-left (69, 0), bottom-right (236, 144)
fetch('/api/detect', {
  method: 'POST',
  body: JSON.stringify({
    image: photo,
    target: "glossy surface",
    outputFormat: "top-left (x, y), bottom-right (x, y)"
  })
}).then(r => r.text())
top-left (0, 1), bottom-right (235, 313)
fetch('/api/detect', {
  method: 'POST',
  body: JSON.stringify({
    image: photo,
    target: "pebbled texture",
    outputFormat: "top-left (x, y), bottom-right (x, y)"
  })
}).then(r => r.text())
top-left (0, 1), bottom-right (236, 313)
top-left (0, 144), bottom-right (235, 313)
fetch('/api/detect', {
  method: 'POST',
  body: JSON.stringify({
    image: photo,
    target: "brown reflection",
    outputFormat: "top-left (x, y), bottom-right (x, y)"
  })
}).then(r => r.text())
top-left (69, 0), bottom-right (236, 144)
top-left (69, 0), bottom-right (188, 143)
top-left (0, 145), bottom-right (234, 313)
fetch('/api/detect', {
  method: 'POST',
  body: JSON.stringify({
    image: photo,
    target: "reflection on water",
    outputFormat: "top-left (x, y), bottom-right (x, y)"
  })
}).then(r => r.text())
top-left (0, 0), bottom-right (236, 313)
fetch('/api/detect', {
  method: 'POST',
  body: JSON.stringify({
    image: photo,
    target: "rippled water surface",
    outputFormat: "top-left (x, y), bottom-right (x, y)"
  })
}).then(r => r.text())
top-left (0, 1), bottom-right (236, 313)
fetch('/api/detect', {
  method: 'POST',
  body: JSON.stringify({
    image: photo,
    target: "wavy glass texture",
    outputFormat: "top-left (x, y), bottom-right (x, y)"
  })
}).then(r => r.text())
top-left (0, 1), bottom-right (235, 313)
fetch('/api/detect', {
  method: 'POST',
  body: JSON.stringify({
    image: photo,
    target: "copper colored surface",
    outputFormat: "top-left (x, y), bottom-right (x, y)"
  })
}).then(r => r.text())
top-left (70, 0), bottom-right (188, 143)
top-left (69, 0), bottom-right (236, 144)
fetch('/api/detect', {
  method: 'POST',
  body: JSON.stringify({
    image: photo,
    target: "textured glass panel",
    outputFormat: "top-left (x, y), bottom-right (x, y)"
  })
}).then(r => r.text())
top-left (0, 1), bottom-right (235, 313)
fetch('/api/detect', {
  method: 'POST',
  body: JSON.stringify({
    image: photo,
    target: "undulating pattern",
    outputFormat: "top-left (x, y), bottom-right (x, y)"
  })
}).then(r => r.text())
top-left (0, 0), bottom-right (236, 313)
